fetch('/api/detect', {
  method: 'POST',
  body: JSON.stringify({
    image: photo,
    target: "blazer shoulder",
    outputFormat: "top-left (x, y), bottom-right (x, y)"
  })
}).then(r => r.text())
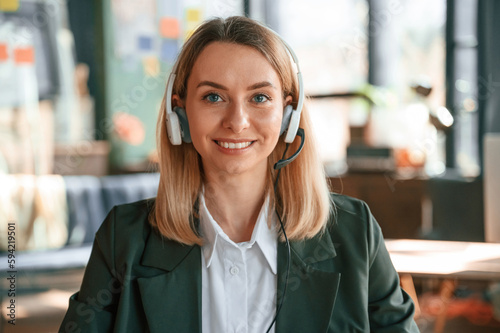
top-left (99, 197), bottom-right (155, 228)
top-left (329, 193), bottom-right (372, 225)
top-left (94, 198), bottom-right (156, 263)
top-left (327, 193), bottom-right (382, 252)
top-left (112, 198), bottom-right (156, 229)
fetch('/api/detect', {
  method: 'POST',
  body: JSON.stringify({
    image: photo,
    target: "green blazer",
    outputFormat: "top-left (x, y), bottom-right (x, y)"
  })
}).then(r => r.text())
top-left (60, 194), bottom-right (419, 332)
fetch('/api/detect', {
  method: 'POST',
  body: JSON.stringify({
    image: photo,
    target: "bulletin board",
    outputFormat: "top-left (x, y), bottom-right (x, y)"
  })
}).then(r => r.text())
top-left (102, 0), bottom-right (243, 168)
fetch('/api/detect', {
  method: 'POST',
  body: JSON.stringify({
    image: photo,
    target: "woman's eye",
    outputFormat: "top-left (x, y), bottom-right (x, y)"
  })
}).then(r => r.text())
top-left (204, 93), bottom-right (222, 103)
top-left (252, 94), bottom-right (269, 103)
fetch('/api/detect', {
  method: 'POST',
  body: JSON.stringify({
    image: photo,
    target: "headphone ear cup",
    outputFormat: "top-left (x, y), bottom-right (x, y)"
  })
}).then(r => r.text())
top-left (280, 105), bottom-right (293, 136)
top-left (284, 109), bottom-right (300, 143)
top-left (173, 106), bottom-right (192, 143)
top-left (166, 111), bottom-right (182, 145)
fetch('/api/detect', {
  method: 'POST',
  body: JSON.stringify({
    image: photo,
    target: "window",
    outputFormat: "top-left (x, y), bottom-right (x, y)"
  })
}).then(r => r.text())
top-left (254, 0), bottom-right (447, 176)
top-left (252, 0), bottom-right (369, 172)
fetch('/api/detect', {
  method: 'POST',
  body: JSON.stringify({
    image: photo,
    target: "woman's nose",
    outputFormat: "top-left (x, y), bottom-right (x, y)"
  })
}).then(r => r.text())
top-left (222, 101), bottom-right (250, 133)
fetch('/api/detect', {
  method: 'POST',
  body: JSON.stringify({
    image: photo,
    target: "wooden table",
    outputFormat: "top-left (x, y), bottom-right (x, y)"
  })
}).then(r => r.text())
top-left (385, 239), bottom-right (500, 332)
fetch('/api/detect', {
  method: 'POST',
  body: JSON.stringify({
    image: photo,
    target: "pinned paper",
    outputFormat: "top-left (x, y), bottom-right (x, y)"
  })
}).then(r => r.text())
top-left (0, 43), bottom-right (8, 61)
top-left (160, 39), bottom-right (179, 63)
top-left (138, 35), bottom-right (153, 51)
top-left (0, 0), bottom-right (19, 12)
top-left (14, 47), bottom-right (34, 64)
top-left (121, 54), bottom-right (140, 72)
top-left (160, 17), bottom-right (180, 39)
top-left (186, 8), bottom-right (202, 22)
top-left (185, 8), bottom-right (203, 40)
top-left (142, 56), bottom-right (160, 76)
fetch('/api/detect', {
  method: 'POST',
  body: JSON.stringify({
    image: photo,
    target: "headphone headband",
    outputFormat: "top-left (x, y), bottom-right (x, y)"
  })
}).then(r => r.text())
top-left (279, 38), bottom-right (304, 121)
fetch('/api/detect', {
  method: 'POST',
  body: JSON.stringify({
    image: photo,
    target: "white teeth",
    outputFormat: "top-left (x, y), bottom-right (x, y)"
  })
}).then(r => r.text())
top-left (217, 141), bottom-right (252, 149)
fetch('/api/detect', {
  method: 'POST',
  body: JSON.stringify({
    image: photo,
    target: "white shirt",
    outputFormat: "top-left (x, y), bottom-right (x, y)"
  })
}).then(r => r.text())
top-left (199, 193), bottom-right (278, 333)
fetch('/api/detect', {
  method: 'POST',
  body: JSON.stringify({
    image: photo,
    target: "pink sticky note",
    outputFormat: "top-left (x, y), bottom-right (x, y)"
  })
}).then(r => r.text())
top-left (160, 17), bottom-right (180, 39)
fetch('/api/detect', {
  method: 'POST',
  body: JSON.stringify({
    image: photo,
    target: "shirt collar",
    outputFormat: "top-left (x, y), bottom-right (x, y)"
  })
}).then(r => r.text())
top-left (199, 191), bottom-right (278, 274)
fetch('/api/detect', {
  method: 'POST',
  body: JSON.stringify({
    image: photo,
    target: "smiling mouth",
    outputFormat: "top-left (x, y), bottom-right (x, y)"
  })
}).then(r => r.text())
top-left (215, 141), bottom-right (254, 149)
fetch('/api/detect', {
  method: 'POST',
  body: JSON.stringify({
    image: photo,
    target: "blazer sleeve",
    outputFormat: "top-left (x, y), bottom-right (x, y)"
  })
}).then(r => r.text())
top-left (59, 208), bottom-right (119, 333)
top-left (365, 203), bottom-right (420, 333)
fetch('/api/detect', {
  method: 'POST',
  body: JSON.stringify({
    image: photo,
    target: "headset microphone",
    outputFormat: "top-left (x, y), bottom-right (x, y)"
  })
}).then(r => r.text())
top-left (273, 128), bottom-right (305, 170)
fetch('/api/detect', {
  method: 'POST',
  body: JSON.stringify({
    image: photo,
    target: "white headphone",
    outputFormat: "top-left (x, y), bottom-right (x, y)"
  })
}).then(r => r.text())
top-left (165, 33), bottom-right (304, 145)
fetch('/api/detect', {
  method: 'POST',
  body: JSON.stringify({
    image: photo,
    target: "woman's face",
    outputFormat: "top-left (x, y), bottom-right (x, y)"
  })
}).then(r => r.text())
top-left (179, 42), bottom-right (291, 178)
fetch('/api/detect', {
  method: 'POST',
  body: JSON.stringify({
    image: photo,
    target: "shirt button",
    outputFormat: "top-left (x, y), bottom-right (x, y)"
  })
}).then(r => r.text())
top-left (230, 266), bottom-right (239, 275)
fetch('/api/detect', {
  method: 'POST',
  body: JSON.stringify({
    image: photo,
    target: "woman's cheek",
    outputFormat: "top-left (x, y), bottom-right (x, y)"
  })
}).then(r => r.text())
top-left (254, 110), bottom-right (283, 137)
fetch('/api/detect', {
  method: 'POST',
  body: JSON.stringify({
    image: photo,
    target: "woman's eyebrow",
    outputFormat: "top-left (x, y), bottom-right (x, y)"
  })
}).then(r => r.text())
top-left (248, 81), bottom-right (277, 90)
top-left (196, 80), bottom-right (277, 91)
top-left (196, 80), bottom-right (227, 90)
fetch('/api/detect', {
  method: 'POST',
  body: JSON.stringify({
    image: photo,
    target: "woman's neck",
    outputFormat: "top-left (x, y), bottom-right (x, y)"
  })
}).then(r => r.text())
top-left (203, 166), bottom-right (268, 243)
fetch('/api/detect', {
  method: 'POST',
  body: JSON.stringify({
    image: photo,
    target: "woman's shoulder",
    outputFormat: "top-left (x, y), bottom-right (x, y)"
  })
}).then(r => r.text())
top-left (94, 198), bottom-right (156, 257)
top-left (110, 198), bottom-right (155, 226)
top-left (326, 193), bottom-right (382, 248)
top-left (102, 198), bottom-right (154, 231)
top-left (329, 192), bottom-right (372, 223)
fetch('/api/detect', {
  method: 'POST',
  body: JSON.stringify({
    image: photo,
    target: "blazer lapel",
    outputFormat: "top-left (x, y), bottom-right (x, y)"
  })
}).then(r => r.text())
top-left (137, 227), bottom-right (202, 333)
top-left (276, 228), bottom-right (341, 333)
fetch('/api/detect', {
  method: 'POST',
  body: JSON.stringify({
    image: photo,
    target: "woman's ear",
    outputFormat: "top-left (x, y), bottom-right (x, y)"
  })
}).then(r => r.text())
top-left (172, 94), bottom-right (184, 109)
top-left (284, 95), bottom-right (293, 108)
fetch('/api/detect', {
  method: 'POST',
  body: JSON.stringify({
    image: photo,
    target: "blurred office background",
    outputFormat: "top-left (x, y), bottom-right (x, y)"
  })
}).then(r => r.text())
top-left (0, 0), bottom-right (500, 332)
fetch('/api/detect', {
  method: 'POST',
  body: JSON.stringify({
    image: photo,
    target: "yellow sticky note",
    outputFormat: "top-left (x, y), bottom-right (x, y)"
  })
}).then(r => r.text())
top-left (142, 56), bottom-right (159, 77)
top-left (0, 0), bottom-right (19, 11)
top-left (184, 21), bottom-right (200, 40)
top-left (186, 8), bottom-right (202, 22)
top-left (184, 29), bottom-right (194, 40)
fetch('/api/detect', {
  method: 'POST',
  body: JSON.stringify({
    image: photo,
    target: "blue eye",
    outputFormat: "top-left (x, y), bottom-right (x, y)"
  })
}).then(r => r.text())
top-left (253, 94), bottom-right (269, 103)
top-left (204, 93), bottom-right (222, 103)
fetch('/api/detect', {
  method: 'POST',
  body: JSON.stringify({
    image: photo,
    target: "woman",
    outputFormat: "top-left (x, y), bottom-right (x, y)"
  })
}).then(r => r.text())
top-left (60, 16), bottom-right (419, 333)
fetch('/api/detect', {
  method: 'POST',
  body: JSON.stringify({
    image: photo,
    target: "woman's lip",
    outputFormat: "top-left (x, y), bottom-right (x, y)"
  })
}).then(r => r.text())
top-left (214, 140), bottom-right (255, 149)
top-left (213, 138), bottom-right (255, 143)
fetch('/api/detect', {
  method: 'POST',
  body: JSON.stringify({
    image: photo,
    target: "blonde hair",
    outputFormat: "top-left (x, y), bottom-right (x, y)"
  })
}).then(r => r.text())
top-left (150, 16), bottom-right (332, 245)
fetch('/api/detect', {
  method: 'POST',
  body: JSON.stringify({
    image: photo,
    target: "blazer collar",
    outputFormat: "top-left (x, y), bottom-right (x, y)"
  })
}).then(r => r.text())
top-left (140, 199), bottom-right (201, 272)
top-left (275, 226), bottom-right (341, 333)
top-left (138, 224), bottom-right (202, 333)
top-left (137, 213), bottom-right (340, 333)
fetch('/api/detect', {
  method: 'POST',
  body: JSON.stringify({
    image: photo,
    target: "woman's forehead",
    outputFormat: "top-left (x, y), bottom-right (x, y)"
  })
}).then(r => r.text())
top-left (187, 42), bottom-right (283, 89)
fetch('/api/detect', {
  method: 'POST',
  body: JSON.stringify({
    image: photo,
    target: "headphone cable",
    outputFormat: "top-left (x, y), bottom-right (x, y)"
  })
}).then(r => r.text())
top-left (265, 143), bottom-right (292, 333)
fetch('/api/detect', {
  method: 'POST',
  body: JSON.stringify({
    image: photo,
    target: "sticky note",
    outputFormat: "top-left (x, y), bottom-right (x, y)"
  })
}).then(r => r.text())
top-left (142, 56), bottom-right (159, 76)
top-left (0, 44), bottom-right (8, 61)
top-left (138, 35), bottom-right (153, 51)
top-left (14, 47), bottom-right (34, 64)
top-left (122, 54), bottom-right (139, 72)
top-left (160, 17), bottom-right (180, 39)
top-left (186, 8), bottom-right (202, 22)
top-left (160, 39), bottom-right (178, 63)
top-left (0, 0), bottom-right (19, 11)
